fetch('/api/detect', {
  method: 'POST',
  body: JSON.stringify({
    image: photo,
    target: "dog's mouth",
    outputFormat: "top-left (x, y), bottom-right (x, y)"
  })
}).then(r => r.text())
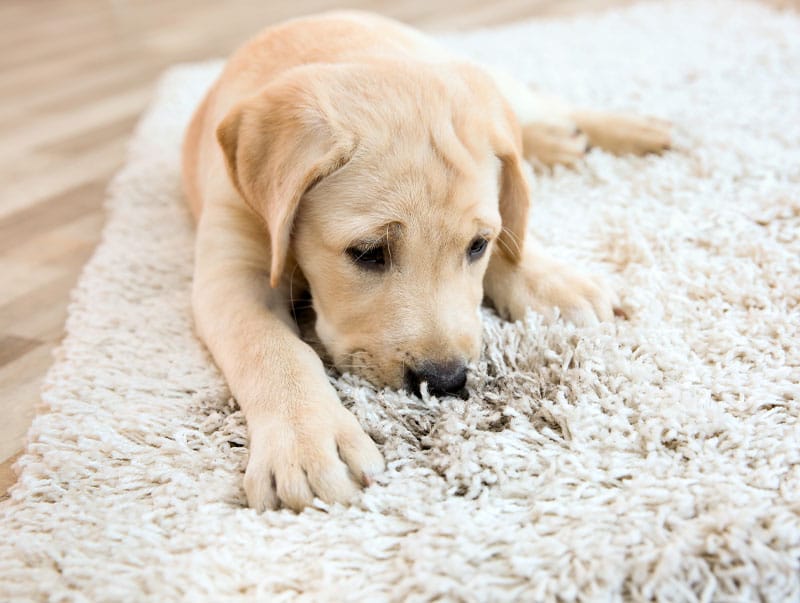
top-left (338, 348), bottom-right (411, 392)
top-left (299, 294), bottom-right (473, 398)
top-left (340, 348), bottom-right (380, 383)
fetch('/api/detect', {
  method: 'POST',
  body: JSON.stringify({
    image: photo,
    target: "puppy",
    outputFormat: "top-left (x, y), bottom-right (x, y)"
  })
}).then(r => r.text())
top-left (181, 11), bottom-right (670, 511)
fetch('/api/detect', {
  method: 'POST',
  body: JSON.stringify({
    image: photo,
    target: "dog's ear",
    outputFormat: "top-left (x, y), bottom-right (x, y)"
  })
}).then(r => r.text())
top-left (495, 145), bottom-right (530, 263)
top-left (459, 64), bottom-right (530, 264)
top-left (217, 71), bottom-right (356, 287)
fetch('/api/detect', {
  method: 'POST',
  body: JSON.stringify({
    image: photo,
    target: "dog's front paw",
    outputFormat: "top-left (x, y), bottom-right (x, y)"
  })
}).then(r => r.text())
top-left (488, 251), bottom-right (619, 327)
top-left (527, 266), bottom-right (619, 326)
top-left (244, 399), bottom-right (384, 512)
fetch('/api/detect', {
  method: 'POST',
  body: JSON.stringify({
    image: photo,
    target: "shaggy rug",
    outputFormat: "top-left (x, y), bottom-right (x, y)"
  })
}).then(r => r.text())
top-left (2, 1), bottom-right (799, 601)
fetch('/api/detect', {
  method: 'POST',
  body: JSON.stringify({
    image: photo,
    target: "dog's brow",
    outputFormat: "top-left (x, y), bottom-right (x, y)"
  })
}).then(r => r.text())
top-left (474, 220), bottom-right (500, 238)
top-left (348, 221), bottom-right (402, 247)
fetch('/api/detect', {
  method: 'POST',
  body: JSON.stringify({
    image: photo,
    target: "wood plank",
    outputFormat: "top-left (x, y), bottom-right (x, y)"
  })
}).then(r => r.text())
top-left (0, 343), bottom-right (56, 461)
top-left (0, 179), bottom-right (106, 255)
top-left (0, 84), bottom-right (153, 158)
top-left (0, 452), bottom-right (21, 502)
top-left (40, 113), bottom-right (141, 156)
top-left (0, 267), bottom-right (89, 342)
top-left (0, 136), bottom-right (126, 220)
top-left (0, 213), bottom-right (103, 329)
top-left (0, 335), bottom-right (41, 368)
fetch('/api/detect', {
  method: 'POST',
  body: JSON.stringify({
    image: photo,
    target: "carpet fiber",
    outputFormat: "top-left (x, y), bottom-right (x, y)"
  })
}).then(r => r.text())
top-left (2, 1), bottom-right (799, 600)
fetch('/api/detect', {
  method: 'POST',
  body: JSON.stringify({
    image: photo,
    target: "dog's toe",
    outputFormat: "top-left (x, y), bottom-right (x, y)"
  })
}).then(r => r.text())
top-left (303, 444), bottom-right (361, 506)
top-left (275, 465), bottom-right (315, 512)
top-left (243, 458), bottom-right (280, 512)
top-left (336, 421), bottom-right (385, 487)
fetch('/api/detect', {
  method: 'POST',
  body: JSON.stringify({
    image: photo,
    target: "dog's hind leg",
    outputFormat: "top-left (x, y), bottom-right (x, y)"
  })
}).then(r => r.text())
top-left (571, 109), bottom-right (672, 156)
top-left (486, 68), bottom-right (671, 167)
top-left (487, 69), bottom-right (587, 167)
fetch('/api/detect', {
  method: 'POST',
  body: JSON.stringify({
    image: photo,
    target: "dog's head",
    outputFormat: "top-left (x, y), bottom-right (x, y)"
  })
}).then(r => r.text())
top-left (217, 61), bottom-right (530, 395)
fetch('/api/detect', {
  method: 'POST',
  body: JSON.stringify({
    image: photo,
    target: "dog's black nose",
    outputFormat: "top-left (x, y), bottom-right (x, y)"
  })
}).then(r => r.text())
top-left (405, 360), bottom-right (468, 397)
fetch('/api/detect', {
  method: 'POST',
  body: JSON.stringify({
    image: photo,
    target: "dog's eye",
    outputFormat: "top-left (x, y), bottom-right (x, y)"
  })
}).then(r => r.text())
top-left (467, 237), bottom-right (489, 261)
top-left (346, 245), bottom-right (387, 270)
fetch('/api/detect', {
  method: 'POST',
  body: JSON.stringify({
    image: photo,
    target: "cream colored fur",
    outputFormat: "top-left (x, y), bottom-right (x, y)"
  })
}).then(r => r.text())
top-left (181, 10), bottom-right (670, 511)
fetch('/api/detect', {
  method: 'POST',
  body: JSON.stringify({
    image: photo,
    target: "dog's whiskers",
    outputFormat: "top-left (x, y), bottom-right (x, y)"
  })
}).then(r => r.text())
top-left (497, 226), bottom-right (522, 257)
top-left (287, 263), bottom-right (304, 324)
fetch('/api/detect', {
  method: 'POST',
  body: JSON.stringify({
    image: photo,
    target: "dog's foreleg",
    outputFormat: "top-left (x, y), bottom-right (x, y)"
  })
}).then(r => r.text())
top-left (192, 201), bottom-right (384, 512)
top-left (484, 238), bottom-right (619, 327)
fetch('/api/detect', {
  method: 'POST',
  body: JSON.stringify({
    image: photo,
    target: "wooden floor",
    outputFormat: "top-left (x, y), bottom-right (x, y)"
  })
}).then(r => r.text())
top-left (1, 0), bottom-right (794, 499)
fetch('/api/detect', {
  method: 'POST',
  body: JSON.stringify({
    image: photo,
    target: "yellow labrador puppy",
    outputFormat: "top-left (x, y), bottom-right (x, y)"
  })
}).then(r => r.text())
top-left (182, 11), bottom-right (670, 511)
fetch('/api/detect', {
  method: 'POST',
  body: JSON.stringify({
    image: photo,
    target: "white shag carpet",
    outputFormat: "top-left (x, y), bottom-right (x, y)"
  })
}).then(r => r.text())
top-left (2, 1), bottom-right (800, 601)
